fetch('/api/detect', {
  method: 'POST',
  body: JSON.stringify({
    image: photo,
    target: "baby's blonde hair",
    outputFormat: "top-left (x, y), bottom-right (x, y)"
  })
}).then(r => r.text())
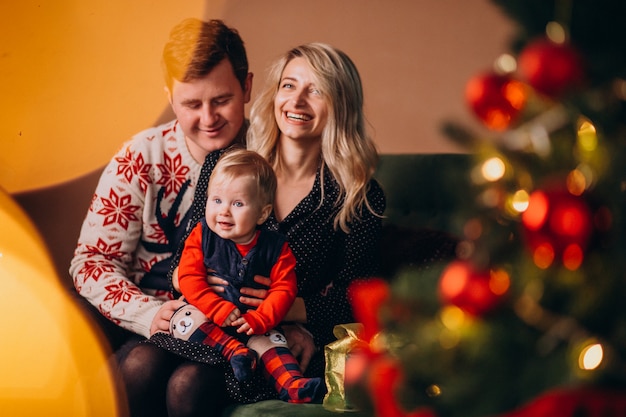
top-left (209, 148), bottom-right (277, 207)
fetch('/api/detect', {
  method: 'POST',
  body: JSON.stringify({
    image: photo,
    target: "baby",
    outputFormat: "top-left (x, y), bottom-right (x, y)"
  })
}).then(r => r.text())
top-left (173, 148), bottom-right (323, 403)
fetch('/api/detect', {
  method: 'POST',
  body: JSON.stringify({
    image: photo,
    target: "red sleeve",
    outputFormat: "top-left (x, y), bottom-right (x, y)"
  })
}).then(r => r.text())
top-left (178, 223), bottom-right (236, 325)
top-left (242, 242), bottom-right (298, 334)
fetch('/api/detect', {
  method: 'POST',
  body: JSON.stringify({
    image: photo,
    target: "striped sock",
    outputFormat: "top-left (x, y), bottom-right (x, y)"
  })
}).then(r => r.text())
top-left (189, 322), bottom-right (257, 381)
top-left (260, 347), bottom-right (325, 403)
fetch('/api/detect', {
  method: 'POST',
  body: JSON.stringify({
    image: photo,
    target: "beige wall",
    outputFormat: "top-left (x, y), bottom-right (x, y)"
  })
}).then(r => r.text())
top-left (219, 0), bottom-right (515, 154)
top-left (2, 0), bottom-right (514, 193)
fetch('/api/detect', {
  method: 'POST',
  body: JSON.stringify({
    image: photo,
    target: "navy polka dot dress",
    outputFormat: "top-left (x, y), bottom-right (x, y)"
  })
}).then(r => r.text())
top-left (262, 167), bottom-right (386, 377)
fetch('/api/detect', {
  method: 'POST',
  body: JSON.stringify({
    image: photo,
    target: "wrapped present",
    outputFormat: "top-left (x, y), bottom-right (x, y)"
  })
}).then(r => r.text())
top-left (323, 323), bottom-right (369, 412)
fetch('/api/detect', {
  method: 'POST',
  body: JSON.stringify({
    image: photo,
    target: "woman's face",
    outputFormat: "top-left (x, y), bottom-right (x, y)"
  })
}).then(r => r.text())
top-left (274, 57), bottom-right (329, 144)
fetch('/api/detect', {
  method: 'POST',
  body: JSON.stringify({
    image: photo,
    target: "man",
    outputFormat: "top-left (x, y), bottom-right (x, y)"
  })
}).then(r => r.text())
top-left (70, 18), bottom-right (252, 416)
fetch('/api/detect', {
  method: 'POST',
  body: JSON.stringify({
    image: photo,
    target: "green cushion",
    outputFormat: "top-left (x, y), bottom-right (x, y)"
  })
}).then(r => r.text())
top-left (223, 400), bottom-right (369, 417)
top-left (375, 153), bottom-right (472, 233)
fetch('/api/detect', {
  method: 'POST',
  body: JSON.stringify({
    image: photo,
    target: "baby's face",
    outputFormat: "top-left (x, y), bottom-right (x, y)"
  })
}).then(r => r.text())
top-left (205, 174), bottom-right (269, 244)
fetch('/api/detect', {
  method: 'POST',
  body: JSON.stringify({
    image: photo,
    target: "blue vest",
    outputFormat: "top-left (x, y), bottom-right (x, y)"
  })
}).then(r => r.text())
top-left (199, 218), bottom-right (287, 313)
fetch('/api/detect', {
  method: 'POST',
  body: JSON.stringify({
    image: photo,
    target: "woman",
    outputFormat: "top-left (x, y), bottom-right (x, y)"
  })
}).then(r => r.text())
top-left (247, 42), bottom-right (385, 376)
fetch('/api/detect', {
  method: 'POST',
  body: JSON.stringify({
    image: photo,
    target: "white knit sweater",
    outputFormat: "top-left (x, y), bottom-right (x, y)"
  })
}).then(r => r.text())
top-left (69, 119), bottom-right (201, 338)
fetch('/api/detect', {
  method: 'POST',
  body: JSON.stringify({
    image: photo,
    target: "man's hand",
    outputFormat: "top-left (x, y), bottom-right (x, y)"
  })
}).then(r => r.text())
top-left (282, 323), bottom-right (316, 373)
top-left (150, 299), bottom-right (187, 336)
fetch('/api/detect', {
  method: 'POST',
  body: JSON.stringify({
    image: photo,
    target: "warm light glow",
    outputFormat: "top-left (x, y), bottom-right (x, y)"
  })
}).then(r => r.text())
top-left (579, 343), bottom-right (604, 370)
top-left (577, 120), bottom-right (598, 152)
top-left (440, 305), bottom-right (465, 330)
top-left (550, 201), bottom-right (589, 238)
top-left (426, 384), bottom-right (442, 397)
top-left (562, 244), bottom-right (584, 270)
top-left (0, 188), bottom-right (120, 415)
top-left (504, 80), bottom-right (527, 110)
top-left (566, 169), bottom-right (587, 196)
top-left (533, 243), bottom-right (555, 269)
top-left (1, 0), bottom-right (208, 193)
top-left (489, 269), bottom-right (510, 295)
top-left (546, 21), bottom-right (567, 44)
top-left (494, 53), bottom-right (517, 74)
top-left (440, 263), bottom-right (469, 299)
top-left (511, 189), bottom-right (530, 213)
top-left (481, 157), bottom-right (506, 182)
top-left (522, 191), bottom-right (549, 231)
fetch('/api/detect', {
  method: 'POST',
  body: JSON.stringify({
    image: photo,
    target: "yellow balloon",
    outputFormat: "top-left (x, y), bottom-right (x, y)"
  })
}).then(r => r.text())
top-left (0, 187), bottom-right (122, 416)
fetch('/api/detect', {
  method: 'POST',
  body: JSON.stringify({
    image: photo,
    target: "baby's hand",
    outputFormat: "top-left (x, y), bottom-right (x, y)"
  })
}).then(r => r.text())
top-left (232, 317), bottom-right (253, 335)
top-left (222, 308), bottom-right (241, 326)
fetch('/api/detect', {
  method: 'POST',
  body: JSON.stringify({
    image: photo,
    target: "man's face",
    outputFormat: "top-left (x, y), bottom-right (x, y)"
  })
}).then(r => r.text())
top-left (169, 59), bottom-right (252, 163)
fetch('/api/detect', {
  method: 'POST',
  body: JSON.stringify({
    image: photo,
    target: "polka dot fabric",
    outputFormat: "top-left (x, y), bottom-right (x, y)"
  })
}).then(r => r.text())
top-left (263, 167), bottom-right (386, 377)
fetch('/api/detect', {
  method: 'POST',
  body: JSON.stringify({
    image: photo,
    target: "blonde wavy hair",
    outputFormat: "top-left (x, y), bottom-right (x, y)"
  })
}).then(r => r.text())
top-left (247, 43), bottom-right (379, 232)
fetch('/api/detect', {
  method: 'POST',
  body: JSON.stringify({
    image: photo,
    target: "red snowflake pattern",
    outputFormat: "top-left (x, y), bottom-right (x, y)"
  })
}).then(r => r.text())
top-left (79, 259), bottom-right (115, 283)
top-left (156, 153), bottom-right (190, 197)
top-left (78, 239), bottom-right (124, 282)
top-left (115, 149), bottom-right (153, 193)
top-left (115, 148), bottom-right (136, 183)
top-left (87, 238), bottom-right (125, 259)
top-left (103, 280), bottom-right (144, 307)
top-left (139, 256), bottom-right (158, 273)
top-left (98, 189), bottom-right (140, 229)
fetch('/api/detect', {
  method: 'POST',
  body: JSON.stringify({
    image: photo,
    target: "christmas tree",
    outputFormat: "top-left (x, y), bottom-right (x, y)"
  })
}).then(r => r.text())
top-left (347, 1), bottom-right (626, 416)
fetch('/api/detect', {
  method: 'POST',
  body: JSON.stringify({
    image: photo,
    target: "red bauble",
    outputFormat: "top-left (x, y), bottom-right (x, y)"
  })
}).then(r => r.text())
top-left (465, 71), bottom-right (527, 131)
top-left (518, 38), bottom-right (585, 97)
top-left (521, 186), bottom-right (593, 270)
top-left (438, 260), bottom-right (507, 316)
top-left (348, 278), bottom-right (390, 343)
top-left (498, 387), bottom-right (626, 417)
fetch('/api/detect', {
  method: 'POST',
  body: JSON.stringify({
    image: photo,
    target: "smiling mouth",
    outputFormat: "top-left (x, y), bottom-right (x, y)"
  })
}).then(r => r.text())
top-left (286, 112), bottom-right (312, 121)
top-left (199, 122), bottom-right (226, 134)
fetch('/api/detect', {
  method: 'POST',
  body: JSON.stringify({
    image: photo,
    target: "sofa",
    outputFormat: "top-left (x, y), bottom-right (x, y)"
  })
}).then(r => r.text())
top-left (14, 153), bottom-right (473, 417)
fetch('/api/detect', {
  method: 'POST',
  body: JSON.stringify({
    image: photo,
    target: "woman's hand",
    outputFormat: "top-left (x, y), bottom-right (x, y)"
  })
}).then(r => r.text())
top-left (239, 275), bottom-right (270, 307)
top-left (150, 299), bottom-right (187, 336)
top-left (282, 323), bottom-right (316, 373)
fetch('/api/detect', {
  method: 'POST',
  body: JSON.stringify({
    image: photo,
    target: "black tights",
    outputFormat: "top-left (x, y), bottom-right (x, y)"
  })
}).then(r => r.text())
top-left (118, 342), bottom-right (231, 417)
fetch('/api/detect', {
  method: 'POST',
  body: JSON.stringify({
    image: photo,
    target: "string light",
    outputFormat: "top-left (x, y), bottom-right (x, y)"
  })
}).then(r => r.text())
top-left (579, 342), bottom-right (604, 371)
top-left (481, 157), bottom-right (506, 182)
